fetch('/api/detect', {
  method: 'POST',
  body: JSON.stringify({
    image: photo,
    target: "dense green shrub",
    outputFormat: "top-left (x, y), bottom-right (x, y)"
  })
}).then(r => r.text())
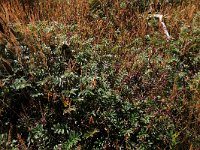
top-left (0, 0), bottom-right (200, 149)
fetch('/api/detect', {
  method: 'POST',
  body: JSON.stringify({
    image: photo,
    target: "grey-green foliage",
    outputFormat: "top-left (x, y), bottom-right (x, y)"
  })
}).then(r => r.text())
top-left (0, 133), bottom-right (18, 149)
top-left (28, 124), bottom-right (49, 149)
top-left (62, 132), bottom-right (80, 150)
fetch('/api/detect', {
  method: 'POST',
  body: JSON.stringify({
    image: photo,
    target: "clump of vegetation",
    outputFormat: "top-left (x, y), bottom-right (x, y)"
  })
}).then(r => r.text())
top-left (0, 0), bottom-right (200, 149)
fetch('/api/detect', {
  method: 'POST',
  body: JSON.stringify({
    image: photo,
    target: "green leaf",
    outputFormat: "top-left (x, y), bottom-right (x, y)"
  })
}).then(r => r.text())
top-left (83, 128), bottom-right (99, 140)
top-left (12, 77), bottom-right (31, 90)
top-left (62, 132), bottom-right (80, 150)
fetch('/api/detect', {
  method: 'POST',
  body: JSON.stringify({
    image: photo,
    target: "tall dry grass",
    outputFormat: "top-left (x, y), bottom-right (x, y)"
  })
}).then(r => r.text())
top-left (0, 0), bottom-right (199, 47)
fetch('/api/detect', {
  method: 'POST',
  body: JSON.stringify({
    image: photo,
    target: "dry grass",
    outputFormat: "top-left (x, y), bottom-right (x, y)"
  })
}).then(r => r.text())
top-left (0, 0), bottom-right (199, 46)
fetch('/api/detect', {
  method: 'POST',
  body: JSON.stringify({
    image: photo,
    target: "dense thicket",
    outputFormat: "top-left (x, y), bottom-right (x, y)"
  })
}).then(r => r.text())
top-left (0, 0), bottom-right (200, 149)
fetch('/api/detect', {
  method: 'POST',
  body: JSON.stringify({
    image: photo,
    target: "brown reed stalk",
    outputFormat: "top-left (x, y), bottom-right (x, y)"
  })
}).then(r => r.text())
top-left (17, 133), bottom-right (28, 150)
top-left (6, 124), bottom-right (12, 150)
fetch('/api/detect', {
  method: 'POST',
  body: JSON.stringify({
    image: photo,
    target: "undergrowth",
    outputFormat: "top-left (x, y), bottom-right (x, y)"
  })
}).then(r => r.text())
top-left (0, 0), bottom-right (200, 149)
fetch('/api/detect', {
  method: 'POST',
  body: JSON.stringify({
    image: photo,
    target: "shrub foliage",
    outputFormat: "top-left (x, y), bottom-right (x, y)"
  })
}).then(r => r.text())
top-left (0, 0), bottom-right (200, 149)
